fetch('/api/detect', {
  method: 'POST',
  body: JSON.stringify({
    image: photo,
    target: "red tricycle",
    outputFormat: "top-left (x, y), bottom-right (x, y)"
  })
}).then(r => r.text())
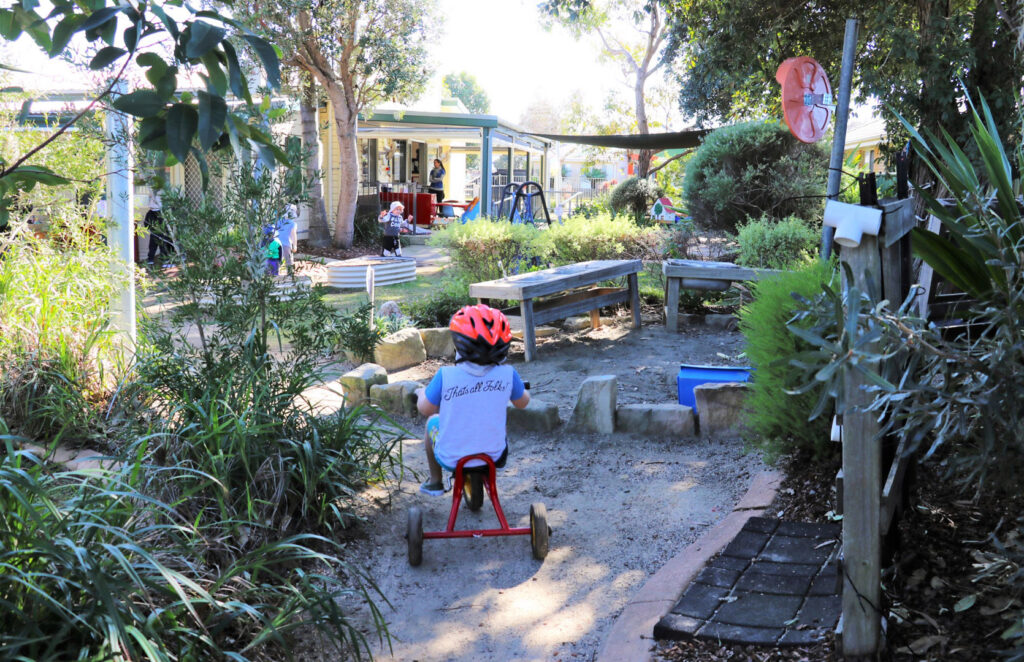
top-left (406, 453), bottom-right (550, 566)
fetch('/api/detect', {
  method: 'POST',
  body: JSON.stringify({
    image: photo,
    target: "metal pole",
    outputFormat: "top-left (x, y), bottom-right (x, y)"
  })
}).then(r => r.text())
top-left (106, 80), bottom-right (136, 345)
top-left (823, 17), bottom-right (859, 259)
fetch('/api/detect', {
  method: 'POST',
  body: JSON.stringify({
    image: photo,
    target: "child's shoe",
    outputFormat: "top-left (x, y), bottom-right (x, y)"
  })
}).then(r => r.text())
top-left (419, 479), bottom-right (445, 496)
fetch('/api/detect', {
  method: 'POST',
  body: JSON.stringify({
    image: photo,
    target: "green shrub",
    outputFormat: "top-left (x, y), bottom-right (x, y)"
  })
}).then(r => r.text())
top-left (0, 446), bottom-right (382, 661)
top-left (339, 302), bottom-right (386, 362)
top-left (738, 258), bottom-right (836, 460)
top-left (545, 213), bottom-right (663, 264)
top-left (429, 218), bottom-right (549, 282)
top-left (353, 210), bottom-right (382, 245)
top-left (684, 120), bottom-right (828, 233)
top-left (609, 176), bottom-right (659, 222)
top-left (401, 277), bottom-right (475, 328)
top-left (735, 215), bottom-right (820, 269)
top-left (572, 194), bottom-right (611, 219)
top-left (138, 166), bottom-right (400, 554)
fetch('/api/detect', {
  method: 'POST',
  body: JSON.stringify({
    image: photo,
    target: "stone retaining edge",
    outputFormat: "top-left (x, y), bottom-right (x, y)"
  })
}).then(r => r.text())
top-left (595, 470), bottom-right (783, 662)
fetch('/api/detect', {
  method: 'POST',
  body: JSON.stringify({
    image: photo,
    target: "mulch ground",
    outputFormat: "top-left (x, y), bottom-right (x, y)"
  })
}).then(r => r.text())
top-left (656, 452), bottom-right (1022, 661)
top-left (296, 239), bottom-right (375, 262)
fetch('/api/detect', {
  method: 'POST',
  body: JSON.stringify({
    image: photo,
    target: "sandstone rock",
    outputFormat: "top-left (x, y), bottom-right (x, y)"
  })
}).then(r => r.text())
top-left (374, 327), bottom-right (427, 370)
top-left (340, 363), bottom-right (388, 405)
top-left (563, 315), bottom-right (617, 331)
top-left (705, 313), bottom-right (739, 331)
top-left (419, 327), bottom-right (455, 359)
top-left (370, 380), bottom-right (422, 417)
top-left (507, 398), bottom-right (561, 432)
top-left (569, 375), bottom-right (617, 434)
top-left (615, 403), bottom-right (696, 437)
top-left (510, 325), bottom-right (559, 340)
top-left (694, 381), bottom-right (749, 438)
top-left (563, 317), bottom-right (591, 332)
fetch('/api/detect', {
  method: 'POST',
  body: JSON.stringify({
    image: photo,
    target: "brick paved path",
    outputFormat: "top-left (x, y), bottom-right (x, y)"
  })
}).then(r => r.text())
top-left (654, 517), bottom-right (841, 647)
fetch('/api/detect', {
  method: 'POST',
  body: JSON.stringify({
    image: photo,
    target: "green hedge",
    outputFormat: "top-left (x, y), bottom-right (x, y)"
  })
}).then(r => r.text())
top-left (684, 120), bottom-right (827, 233)
top-left (544, 213), bottom-right (663, 264)
top-left (430, 214), bottom-right (664, 284)
top-left (429, 218), bottom-right (549, 282)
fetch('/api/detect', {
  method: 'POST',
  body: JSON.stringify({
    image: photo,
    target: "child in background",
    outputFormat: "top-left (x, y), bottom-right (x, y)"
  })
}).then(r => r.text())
top-left (263, 225), bottom-right (283, 276)
top-left (275, 200), bottom-right (299, 273)
top-left (379, 200), bottom-right (405, 256)
top-left (415, 304), bottom-right (530, 495)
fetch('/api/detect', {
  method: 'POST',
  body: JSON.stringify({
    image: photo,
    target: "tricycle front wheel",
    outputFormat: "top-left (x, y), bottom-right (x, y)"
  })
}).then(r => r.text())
top-left (463, 472), bottom-right (484, 511)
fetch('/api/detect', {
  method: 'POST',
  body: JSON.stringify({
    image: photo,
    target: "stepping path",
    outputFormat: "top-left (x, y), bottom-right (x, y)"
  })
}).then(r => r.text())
top-left (654, 517), bottom-right (841, 647)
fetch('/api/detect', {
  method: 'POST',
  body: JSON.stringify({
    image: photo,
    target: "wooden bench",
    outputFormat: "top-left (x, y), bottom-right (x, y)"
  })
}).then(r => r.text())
top-left (470, 259), bottom-right (643, 362)
top-left (662, 259), bottom-right (781, 332)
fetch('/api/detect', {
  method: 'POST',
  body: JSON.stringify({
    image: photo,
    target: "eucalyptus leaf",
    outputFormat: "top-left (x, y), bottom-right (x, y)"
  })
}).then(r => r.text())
top-left (90, 46), bottom-right (125, 70)
top-left (165, 104), bottom-right (199, 165)
top-left (112, 89), bottom-right (165, 118)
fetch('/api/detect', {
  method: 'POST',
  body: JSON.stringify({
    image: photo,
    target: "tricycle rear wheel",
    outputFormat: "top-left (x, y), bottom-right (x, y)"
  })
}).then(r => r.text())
top-left (530, 502), bottom-right (549, 560)
top-left (406, 506), bottom-right (423, 566)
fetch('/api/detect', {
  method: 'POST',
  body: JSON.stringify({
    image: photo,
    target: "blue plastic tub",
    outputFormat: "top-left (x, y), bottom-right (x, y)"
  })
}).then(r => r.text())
top-left (677, 364), bottom-right (752, 409)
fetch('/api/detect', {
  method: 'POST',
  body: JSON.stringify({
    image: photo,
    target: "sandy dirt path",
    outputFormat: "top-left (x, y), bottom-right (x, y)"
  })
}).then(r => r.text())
top-left (338, 318), bottom-right (765, 662)
top-left (350, 431), bottom-right (762, 662)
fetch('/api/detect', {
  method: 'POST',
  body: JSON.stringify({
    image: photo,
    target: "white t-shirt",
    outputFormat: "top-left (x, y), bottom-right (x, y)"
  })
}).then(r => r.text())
top-left (424, 363), bottom-right (525, 468)
top-left (276, 204), bottom-right (298, 249)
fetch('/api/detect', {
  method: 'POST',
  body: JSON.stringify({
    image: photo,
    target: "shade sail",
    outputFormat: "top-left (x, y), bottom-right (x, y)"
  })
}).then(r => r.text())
top-left (526, 128), bottom-right (711, 150)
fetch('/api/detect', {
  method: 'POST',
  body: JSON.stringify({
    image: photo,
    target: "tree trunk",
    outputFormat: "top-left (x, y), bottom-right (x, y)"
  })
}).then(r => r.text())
top-left (301, 79), bottom-right (331, 247)
top-left (634, 71), bottom-right (652, 179)
top-left (327, 86), bottom-right (357, 249)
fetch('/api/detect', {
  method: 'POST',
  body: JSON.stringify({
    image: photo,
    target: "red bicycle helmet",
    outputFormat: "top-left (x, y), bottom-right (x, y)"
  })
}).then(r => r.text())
top-left (449, 304), bottom-right (512, 364)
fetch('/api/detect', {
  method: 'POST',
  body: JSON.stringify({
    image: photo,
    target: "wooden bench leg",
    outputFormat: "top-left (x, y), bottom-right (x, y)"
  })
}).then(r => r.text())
top-left (522, 298), bottom-right (537, 362)
top-left (590, 309), bottom-right (601, 329)
top-left (665, 276), bottom-right (680, 333)
top-left (628, 272), bottom-right (641, 329)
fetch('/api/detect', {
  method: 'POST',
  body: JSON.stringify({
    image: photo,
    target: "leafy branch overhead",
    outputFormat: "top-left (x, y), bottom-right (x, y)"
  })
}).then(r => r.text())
top-left (0, 0), bottom-right (285, 225)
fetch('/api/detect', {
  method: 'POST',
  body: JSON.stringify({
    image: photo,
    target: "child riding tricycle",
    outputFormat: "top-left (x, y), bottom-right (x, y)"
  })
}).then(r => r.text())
top-left (406, 304), bottom-right (550, 566)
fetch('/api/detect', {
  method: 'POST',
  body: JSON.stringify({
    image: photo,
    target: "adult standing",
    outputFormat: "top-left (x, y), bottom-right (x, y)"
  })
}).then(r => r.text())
top-left (428, 159), bottom-right (446, 203)
top-left (275, 200), bottom-right (299, 273)
top-left (144, 182), bottom-right (174, 265)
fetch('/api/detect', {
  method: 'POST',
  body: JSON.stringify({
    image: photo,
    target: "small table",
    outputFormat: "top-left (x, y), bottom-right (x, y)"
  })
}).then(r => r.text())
top-left (470, 259), bottom-right (643, 362)
top-left (662, 259), bottom-right (780, 332)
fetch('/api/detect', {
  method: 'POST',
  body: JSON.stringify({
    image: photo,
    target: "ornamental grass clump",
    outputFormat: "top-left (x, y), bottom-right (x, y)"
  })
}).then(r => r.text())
top-left (0, 442), bottom-right (385, 661)
top-left (0, 194), bottom-right (122, 447)
top-left (738, 258), bottom-right (836, 461)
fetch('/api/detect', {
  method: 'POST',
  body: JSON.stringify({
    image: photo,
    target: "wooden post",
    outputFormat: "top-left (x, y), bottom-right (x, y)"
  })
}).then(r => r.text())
top-left (841, 235), bottom-right (882, 659)
top-left (665, 275), bottom-right (680, 333)
top-left (627, 272), bottom-right (641, 329)
top-left (522, 298), bottom-right (537, 362)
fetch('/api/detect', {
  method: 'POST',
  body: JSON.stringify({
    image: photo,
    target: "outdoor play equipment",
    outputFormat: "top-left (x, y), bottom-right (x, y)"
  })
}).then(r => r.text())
top-left (406, 452), bottom-right (550, 566)
top-left (509, 181), bottom-right (550, 224)
top-left (775, 56), bottom-right (834, 144)
top-left (496, 181), bottom-right (551, 225)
